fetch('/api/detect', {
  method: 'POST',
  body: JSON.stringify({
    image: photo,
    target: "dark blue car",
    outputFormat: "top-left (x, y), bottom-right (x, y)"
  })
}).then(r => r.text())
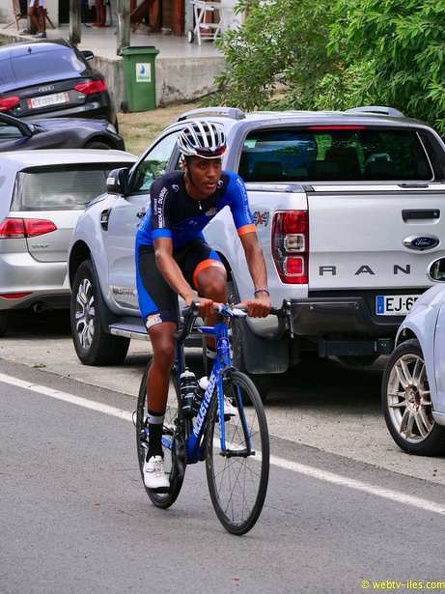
top-left (0, 111), bottom-right (125, 151)
top-left (0, 38), bottom-right (118, 130)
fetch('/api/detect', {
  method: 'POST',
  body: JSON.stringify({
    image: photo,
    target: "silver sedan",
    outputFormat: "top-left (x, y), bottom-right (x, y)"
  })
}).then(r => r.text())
top-left (381, 256), bottom-right (445, 455)
top-left (0, 149), bottom-right (136, 335)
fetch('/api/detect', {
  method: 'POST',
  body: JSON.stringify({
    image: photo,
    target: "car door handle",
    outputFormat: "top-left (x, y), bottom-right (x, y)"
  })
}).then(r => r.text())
top-left (136, 209), bottom-right (146, 219)
top-left (402, 209), bottom-right (440, 222)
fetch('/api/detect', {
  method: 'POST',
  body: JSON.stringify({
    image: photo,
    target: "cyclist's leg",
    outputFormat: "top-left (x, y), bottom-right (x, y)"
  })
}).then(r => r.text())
top-left (191, 243), bottom-right (227, 311)
top-left (181, 241), bottom-right (227, 371)
top-left (136, 245), bottom-right (179, 489)
top-left (136, 359), bottom-right (184, 508)
top-left (146, 323), bottom-right (176, 455)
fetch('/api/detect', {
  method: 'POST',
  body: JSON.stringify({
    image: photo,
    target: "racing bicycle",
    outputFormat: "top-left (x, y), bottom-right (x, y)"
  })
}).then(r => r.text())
top-left (134, 300), bottom-right (291, 535)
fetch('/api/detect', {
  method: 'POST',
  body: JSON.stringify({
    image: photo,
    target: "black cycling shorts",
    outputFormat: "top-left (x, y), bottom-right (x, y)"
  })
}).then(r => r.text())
top-left (136, 240), bottom-right (222, 329)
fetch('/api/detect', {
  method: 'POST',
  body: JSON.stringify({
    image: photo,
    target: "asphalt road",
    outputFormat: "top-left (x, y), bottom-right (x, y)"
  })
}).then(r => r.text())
top-left (0, 311), bottom-right (443, 487)
top-left (1, 356), bottom-right (444, 594)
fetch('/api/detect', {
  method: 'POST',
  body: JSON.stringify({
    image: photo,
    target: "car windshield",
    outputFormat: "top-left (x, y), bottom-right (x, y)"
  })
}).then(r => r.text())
top-left (13, 166), bottom-right (113, 211)
top-left (239, 127), bottom-right (433, 182)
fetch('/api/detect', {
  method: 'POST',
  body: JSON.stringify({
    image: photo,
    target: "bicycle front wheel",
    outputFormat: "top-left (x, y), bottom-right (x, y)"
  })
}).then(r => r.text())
top-left (205, 370), bottom-right (270, 535)
top-left (136, 361), bottom-right (185, 508)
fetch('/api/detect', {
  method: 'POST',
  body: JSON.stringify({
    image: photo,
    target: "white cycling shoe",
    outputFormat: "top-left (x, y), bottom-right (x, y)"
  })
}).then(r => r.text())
top-left (143, 455), bottom-right (170, 490)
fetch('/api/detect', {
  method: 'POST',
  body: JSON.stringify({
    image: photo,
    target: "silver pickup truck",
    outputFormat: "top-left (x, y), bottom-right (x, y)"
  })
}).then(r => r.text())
top-left (67, 105), bottom-right (445, 397)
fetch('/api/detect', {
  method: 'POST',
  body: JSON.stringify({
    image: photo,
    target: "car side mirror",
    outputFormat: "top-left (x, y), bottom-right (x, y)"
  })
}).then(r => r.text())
top-left (428, 257), bottom-right (445, 281)
top-left (107, 167), bottom-right (130, 195)
top-left (81, 50), bottom-right (95, 61)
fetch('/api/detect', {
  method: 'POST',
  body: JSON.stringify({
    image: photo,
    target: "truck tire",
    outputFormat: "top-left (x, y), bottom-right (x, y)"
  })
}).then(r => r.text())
top-left (70, 260), bottom-right (130, 365)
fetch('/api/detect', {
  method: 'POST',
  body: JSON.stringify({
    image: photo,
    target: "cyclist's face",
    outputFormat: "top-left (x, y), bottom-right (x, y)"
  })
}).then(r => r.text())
top-left (185, 157), bottom-right (222, 198)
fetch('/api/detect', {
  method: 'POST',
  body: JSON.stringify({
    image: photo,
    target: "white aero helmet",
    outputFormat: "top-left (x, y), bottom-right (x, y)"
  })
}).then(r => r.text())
top-left (178, 120), bottom-right (227, 159)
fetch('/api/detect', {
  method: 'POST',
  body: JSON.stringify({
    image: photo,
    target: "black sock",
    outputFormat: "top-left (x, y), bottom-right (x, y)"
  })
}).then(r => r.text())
top-left (146, 411), bottom-right (164, 460)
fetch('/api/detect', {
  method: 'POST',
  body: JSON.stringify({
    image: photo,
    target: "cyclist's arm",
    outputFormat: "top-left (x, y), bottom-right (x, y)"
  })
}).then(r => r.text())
top-left (225, 173), bottom-right (271, 317)
top-left (239, 231), bottom-right (271, 317)
top-left (150, 178), bottom-right (195, 304)
top-left (239, 231), bottom-right (268, 292)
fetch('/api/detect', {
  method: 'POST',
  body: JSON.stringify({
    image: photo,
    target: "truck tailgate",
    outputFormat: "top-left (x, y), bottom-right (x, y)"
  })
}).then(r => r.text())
top-left (308, 184), bottom-right (445, 291)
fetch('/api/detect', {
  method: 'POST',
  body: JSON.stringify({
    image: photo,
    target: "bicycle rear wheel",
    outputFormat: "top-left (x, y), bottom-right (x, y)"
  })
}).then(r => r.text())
top-left (136, 361), bottom-right (185, 508)
top-left (205, 370), bottom-right (270, 535)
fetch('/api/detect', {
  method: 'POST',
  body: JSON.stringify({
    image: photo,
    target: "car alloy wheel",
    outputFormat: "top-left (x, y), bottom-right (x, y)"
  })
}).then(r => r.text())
top-left (73, 274), bottom-right (95, 352)
top-left (70, 260), bottom-right (129, 365)
top-left (381, 339), bottom-right (445, 455)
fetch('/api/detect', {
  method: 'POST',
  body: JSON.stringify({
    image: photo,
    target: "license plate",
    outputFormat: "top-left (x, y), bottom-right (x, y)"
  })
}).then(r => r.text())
top-left (376, 294), bottom-right (419, 316)
top-left (27, 92), bottom-right (69, 109)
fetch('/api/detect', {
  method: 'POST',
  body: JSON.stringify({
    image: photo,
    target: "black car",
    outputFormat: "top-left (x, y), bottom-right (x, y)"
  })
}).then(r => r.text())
top-left (0, 38), bottom-right (118, 129)
top-left (0, 111), bottom-right (125, 151)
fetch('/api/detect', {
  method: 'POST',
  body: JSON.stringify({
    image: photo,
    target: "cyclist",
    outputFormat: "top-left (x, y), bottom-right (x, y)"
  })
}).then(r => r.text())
top-left (135, 120), bottom-right (271, 489)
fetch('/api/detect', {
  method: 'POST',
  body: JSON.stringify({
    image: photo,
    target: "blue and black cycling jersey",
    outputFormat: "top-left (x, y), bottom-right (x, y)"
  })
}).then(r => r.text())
top-left (135, 170), bottom-right (256, 250)
top-left (135, 170), bottom-right (256, 325)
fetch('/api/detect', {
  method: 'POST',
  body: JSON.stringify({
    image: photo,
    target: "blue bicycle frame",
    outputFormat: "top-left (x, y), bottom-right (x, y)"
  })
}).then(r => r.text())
top-left (169, 306), bottom-right (252, 465)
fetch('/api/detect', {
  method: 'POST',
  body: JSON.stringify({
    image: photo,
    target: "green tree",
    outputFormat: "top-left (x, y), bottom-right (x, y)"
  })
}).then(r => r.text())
top-left (212, 0), bottom-right (335, 110)
top-left (213, 0), bottom-right (445, 134)
top-left (323, 0), bottom-right (445, 133)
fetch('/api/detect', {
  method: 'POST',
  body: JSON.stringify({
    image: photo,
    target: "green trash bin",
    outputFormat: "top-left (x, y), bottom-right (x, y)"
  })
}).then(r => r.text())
top-left (121, 46), bottom-right (159, 112)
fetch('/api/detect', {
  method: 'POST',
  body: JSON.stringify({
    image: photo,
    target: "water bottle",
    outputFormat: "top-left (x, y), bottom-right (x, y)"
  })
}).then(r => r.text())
top-left (179, 368), bottom-right (197, 418)
top-left (193, 376), bottom-right (209, 415)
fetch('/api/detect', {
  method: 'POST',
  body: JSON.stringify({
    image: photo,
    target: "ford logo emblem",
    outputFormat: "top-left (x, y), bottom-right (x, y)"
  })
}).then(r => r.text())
top-left (403, 235), bottom-right (440, 251)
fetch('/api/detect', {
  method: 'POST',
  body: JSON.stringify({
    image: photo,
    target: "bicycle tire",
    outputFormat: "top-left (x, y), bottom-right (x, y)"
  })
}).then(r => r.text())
top-left (136, 361), bottom-right (185, 508)
top-left (205, 370), bottom-right (270, 535)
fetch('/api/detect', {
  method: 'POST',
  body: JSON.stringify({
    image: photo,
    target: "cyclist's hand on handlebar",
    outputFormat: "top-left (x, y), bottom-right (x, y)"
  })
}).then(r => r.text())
top-left (241, 294), bottom-right (272, 318)
top-left (186, 296), bottom-right (220, 318)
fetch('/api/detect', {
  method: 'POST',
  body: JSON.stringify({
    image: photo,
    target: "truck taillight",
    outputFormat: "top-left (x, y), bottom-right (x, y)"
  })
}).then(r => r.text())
top-left (271, 211), bottom-right (308, 284)
top-left (0, 218), bottom-right (57, 238)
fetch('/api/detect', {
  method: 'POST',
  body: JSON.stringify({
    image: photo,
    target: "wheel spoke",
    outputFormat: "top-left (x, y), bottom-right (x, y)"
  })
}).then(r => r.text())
top-left (387, 390), bottom-right (406, 408)
top-left (417, 407), bottom-right (433, 438)
top-left (399, 407), bottom-right (412, 436)
top-left (412, 357), bottom-right (424, 383)
top-left (396, 358), bottom-right (412, 388)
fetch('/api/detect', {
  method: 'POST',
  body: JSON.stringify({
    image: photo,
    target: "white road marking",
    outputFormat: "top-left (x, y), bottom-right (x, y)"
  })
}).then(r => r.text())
top-left (0, 372), bottom-right (132, 422)
top-left (269, 455), bottom-right (445, 516)
top-left (1, 372), bottom-right (444, 516)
